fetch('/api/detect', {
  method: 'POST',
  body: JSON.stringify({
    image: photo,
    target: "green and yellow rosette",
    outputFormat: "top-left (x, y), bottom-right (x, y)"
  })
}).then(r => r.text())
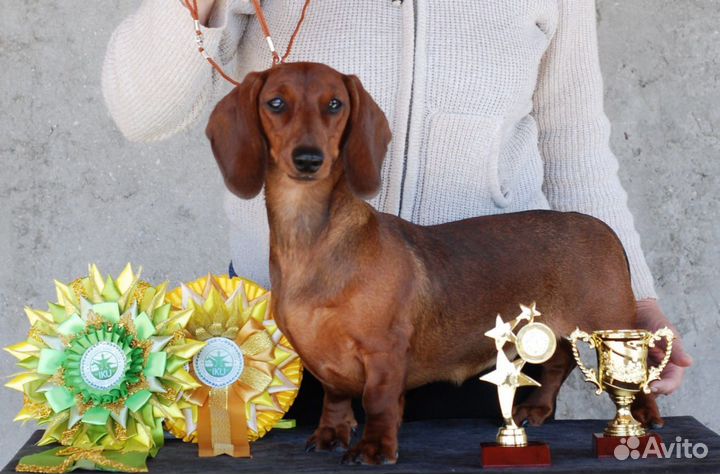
top-left (165, 275), bottom-right (302, 457)
top-left (5, 264), bottom-right (205, 473)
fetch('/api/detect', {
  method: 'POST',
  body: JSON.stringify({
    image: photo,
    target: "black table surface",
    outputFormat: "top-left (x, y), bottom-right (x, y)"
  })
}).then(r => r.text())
top-left (4, 416), bottom-right (718, 473)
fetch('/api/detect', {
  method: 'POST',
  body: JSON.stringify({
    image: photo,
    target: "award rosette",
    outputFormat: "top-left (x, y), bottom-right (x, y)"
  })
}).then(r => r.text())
top-left (5, 264), bottom-right (205, 473)
top-left (165, 275), bottom-right (302, 457)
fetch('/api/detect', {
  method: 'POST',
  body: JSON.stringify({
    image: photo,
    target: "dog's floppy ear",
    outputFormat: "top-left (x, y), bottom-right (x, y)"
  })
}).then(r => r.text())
top-left (341, 74), bottom-right (392, 199)
top-left (206, 71), bottom-right (268, 199)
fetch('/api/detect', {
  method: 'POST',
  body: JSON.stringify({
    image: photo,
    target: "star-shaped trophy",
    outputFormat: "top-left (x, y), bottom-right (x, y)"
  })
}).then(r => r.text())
top-left (479, 302), bottom-right (557, 467)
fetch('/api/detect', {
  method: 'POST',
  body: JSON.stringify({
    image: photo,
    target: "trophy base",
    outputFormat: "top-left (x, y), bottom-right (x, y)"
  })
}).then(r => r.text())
top-left (480, 442), bottom-right (551, 468)
top-left (593, 432), bottom-right (663, 458)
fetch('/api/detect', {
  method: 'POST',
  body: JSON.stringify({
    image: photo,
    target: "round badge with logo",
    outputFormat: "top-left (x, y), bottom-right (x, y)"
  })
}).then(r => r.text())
top-left (193, 337), bottom-right (245, 389)
top-left (516, 322), bottom-right (556, 364)
top-left (79, 341), bottom-right (128, 391)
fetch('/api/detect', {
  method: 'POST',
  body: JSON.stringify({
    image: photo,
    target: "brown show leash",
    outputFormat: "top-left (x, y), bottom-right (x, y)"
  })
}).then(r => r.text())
top-left (182, 0), bottom-right (312, 86)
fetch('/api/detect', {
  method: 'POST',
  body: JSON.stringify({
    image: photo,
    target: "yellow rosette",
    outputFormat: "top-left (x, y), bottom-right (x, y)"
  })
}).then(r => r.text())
top-left (165, 275), bottom-right (302, 457)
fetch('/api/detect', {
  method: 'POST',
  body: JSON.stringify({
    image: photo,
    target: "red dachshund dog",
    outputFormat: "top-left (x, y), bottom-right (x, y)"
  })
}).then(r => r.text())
top-left (206, 62), bottom-right (661, 464)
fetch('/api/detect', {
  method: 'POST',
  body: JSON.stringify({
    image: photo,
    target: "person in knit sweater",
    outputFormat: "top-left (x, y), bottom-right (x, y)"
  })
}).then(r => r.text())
top-left (102, 0), bottom-right (691, 412)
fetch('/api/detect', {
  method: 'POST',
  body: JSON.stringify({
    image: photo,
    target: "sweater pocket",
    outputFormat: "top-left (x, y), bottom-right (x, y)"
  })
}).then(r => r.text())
top-left (413, 112), bottom-right (503, 225)
top-left (490, 115), bottom-right (545, 210)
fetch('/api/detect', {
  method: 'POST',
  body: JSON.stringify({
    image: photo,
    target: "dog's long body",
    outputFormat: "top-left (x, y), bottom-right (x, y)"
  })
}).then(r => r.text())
top-left (206, 62), bottom-right (660, 465)
top-left (269, 184), bottom-right (632, 394)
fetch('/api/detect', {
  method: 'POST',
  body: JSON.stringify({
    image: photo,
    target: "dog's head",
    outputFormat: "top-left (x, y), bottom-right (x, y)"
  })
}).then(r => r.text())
top-left (206, 62), bottom-right (392, 200)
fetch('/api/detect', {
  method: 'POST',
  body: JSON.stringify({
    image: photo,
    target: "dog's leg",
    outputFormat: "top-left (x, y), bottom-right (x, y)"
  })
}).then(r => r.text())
top-left (513, 339), bottom-right (576, 426)
top-left (306, 388), bottom-right (357, 452)
top-left (306, 393), bottom-right (356, 452)
top-left (342, 352), bottom-right (405, 465)
top-left (631, 390), bottom-right (664, 428)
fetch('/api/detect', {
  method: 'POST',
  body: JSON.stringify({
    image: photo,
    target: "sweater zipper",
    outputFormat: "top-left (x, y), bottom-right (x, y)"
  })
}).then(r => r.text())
top-left (397, 0), bottom-right (417, 218)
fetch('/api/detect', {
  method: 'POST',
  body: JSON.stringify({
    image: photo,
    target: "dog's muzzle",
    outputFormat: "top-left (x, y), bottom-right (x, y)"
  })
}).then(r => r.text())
top-left (292, 147), bottom-right (324, 174)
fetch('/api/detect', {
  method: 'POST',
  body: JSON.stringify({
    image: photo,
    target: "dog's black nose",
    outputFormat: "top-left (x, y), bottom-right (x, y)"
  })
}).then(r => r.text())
top-left (292, 148), bottom-right (324, 174)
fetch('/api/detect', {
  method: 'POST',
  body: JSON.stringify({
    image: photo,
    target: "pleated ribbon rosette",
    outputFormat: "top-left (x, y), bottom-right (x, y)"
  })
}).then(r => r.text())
top-left (164, 275), bottom-right (302, 457)
top-left (5, 264), bottom-right (205, 473)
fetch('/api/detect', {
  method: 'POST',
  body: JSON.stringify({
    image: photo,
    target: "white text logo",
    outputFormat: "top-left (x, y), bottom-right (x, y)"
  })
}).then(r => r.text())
top-left (614, 436), bottom-right (708, 460)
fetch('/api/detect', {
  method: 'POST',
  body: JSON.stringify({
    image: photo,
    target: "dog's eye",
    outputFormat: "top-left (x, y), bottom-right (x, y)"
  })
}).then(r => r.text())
top-left (328, 98), bottom-right (343, 113)
top-left (267, 97), bottom-right (285, 113)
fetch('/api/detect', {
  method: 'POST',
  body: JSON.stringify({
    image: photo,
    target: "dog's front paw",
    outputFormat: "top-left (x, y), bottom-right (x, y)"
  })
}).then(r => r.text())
top-left (305, 424), bottom-right (356, 453)
top-left (513, 402), bottom-right (553, 427)
top-left (341, 438), bottom-right (398, 465)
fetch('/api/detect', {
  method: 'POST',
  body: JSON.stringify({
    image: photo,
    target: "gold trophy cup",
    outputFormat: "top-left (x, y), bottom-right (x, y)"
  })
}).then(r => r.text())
top-left (568, 327), bottom-right (674, 457)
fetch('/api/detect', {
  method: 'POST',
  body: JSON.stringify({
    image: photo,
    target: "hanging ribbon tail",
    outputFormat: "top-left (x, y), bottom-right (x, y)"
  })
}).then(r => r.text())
top-left (196, 387), bottom-right (251, 458)
top-left (196, 393), bottom-right (214, 457)
top-left (228, 384), bottom-right (251, 457)
top-left (16, 446), bottom-right (150, 473)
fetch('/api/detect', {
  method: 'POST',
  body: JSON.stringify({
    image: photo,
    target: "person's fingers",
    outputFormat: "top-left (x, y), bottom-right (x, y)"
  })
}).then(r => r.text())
top-left (649, 336), bottom-right (692, 367)
top-left (648, 346), bottom-right (665, 365)
top-left (647, 335), bottom-right (690, 395)
top-left (668, 334), bottom-right (693, 367)
top-left (637, 299), bottom-right (693, 368)
top-left (650, 362), bottom-right (685, 395)
top-left (636, 298), bottom-right (690, 394)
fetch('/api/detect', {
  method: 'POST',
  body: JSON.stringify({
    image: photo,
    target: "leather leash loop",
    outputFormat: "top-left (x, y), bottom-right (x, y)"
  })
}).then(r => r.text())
top-left (250, 0), bottom-right (281, 65)
top-left (183, 0), bottom-right (311, 86)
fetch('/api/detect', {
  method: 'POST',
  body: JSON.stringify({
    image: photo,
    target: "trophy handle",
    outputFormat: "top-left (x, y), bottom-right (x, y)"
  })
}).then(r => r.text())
top-left (568, 328), bottom-right (603, 394)
top-left (641, 326), bottom-right (675, 394)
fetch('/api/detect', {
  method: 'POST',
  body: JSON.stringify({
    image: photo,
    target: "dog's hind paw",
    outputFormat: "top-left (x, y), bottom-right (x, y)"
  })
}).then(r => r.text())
top-left (632, 392), bottom-right (664, 429)
top-left (340, 439), bottom-right (398, 465)
top-left (513, 402), bottom-right (553, 427)
top-left (306, 425), bottom-right (355, 453)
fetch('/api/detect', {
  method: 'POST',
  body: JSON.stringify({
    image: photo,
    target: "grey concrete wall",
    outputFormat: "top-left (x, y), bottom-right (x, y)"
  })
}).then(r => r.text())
top-left (0, 0), bottom-right (717, 467)
top-left (556, 0), bottom-right (720, 431)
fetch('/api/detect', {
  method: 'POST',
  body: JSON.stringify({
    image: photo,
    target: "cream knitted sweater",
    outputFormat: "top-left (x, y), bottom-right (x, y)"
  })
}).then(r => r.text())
top-left (102, 0), bottom-right (656, 299)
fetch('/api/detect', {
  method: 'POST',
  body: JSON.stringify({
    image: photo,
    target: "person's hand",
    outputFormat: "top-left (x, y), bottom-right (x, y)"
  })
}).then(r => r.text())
top-left (196, 0), bottom-right (216, 24)
top-left (636, 298), bottom-right (693, 395)
top-left (183, 0), bottom-right (216, 24)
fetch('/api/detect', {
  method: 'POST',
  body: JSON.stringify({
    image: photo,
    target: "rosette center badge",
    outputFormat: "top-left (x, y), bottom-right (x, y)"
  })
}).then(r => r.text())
top-left (193, 337), bottom-right (245, 389)
top-left (80, 341), bottom-right (128, 390)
